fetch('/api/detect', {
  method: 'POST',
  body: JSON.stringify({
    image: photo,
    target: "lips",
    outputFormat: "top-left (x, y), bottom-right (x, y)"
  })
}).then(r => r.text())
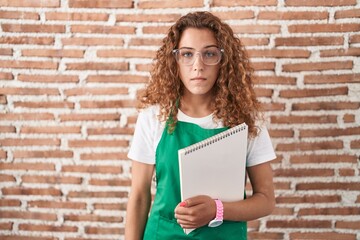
top-left (191, 77), bottom-right (206, 81)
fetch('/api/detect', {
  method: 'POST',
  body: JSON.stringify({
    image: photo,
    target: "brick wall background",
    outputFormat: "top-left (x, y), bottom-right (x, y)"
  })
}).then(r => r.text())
top-left (0, 0), bottom-right (359, 239)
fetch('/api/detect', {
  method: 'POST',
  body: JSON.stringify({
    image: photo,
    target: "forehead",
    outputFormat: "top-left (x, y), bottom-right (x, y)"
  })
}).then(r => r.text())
top-left (178, 27), bottom-right (217, 49)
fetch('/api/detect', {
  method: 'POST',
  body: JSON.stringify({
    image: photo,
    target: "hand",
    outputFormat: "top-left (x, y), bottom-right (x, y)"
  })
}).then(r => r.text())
top-left (174, 195), bottom-right (216, 229)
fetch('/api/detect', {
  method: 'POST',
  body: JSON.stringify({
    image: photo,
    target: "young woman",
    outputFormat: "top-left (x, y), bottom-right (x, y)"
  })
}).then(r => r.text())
top-left (125, 11), bottom-right (276, 240)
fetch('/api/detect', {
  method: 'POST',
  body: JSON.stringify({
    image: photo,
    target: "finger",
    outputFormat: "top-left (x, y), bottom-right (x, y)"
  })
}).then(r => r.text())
top-left (185, 195), bottom-right (209, 207)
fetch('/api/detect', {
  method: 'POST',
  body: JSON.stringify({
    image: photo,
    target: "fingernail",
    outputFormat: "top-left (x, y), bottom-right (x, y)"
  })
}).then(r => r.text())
top-left (180, 201), bottom-right (186, 207)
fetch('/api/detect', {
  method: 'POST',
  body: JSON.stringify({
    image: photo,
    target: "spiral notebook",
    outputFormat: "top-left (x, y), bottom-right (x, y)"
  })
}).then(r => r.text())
top-left (178, 123), bottom-right (248, 234)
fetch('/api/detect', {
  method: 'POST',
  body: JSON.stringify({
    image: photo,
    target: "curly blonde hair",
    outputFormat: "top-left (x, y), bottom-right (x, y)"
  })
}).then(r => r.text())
top-left (139, 11), bottom-right (261, 137)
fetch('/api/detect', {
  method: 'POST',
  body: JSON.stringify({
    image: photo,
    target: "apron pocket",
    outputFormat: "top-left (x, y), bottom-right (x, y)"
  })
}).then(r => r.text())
top-left (156, 215), bottom-right (190, 240)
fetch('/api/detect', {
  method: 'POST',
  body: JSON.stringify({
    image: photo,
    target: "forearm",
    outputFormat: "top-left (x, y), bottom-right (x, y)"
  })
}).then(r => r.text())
top-left (125, 192), bottom-right (151, 240)
top-left (223, 192), bottom-right (275, 222)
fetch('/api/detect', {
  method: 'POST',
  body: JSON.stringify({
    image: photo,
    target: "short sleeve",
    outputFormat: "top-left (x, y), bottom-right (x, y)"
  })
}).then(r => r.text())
top-left (246, 125), bottom-right (276, 167)
top-left (127, 106), bottom-right (162, 165)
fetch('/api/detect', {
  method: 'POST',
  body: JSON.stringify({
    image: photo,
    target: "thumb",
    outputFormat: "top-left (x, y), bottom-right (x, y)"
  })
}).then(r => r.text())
top-left (184, 195), bottom-right (210, 207)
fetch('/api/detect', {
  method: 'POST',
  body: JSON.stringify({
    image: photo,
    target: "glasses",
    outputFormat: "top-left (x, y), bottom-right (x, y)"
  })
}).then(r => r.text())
top-left (172, 47), bottom-right (224, 66)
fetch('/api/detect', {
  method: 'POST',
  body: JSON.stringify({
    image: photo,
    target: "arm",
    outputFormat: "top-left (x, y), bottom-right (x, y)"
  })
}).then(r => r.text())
top-left (125, 161), bottom-right (155, 240)
top-left (174, 161), bottom-right (275, 229)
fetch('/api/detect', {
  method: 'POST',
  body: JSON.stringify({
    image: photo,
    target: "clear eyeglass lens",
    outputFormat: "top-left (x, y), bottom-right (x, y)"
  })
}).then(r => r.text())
top-left (174, 47), bottom-right (222, 66)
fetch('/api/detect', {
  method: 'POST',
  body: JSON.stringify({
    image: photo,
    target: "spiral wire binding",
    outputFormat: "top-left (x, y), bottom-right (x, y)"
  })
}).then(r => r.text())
top-left (183, 123), bottom-right (247, 155)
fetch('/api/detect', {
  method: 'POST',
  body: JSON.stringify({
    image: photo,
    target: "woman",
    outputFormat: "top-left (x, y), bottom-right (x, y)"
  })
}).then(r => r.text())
top-left (125, 11), bottom-right (276, 240)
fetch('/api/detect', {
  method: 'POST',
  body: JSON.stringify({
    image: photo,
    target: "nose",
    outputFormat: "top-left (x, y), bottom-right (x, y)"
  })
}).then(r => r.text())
top-left (192, 52), bottom-right (204, 71)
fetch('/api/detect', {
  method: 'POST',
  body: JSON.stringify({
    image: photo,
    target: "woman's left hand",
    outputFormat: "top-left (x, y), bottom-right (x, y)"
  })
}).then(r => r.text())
top-left (174, 195), bottom-right (216, 229)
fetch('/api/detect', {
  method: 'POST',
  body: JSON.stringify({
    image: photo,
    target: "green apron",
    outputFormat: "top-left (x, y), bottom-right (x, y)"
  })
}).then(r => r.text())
top-left (143, 120), bottom-right (247, 240)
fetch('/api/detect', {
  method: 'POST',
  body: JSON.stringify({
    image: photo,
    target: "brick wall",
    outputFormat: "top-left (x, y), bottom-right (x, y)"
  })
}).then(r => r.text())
top-left (0, 0), bottom-right (359, 239)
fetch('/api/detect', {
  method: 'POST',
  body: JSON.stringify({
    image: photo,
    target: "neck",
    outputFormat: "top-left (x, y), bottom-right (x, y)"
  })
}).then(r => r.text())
top-left (180, 94), bottom-right (214, 118)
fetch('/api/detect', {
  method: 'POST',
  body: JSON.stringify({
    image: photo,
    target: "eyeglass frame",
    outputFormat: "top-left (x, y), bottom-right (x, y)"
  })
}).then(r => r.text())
top-left (172, 47), bottom-right (224, 66)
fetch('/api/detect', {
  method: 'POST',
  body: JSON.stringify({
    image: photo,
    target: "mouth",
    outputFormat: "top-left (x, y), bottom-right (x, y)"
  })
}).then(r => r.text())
top-left (191, 77), bottom-right (206, 81)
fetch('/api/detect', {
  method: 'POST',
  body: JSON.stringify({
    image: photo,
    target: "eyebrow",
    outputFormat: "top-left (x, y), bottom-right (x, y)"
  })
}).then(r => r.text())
top-left (178, 45), bottom-right (218, 50)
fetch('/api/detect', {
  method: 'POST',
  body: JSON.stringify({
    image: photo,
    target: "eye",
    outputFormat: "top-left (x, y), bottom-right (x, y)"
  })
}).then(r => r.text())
top-left (181, 50), bottom-right (194, 58)
top-left (203, 49), bottom-right (217, 58)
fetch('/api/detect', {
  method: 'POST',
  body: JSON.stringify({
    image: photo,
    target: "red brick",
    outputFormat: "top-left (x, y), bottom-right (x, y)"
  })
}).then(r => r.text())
top-left (116, 13), bottom-right (180, 22)
top-left (268, 129), bottom-right (294, 138)
top-left (272, 207), bottom-right (294, 216)
top-left (304, 73), bottom-right (360, 84)
top-left (97, 49), bottom-right (156, 58)
top-left (139, 0), bottom-right (203, 8)
top-left (275, 36), bottom-right (343, 46)
top-left (69, 0), bottom-right (133, 8)
top-left (290, 232), bottom-right (356, 240)
top-left (0, 10), bottom-right (39, 20)
top-left (299, 207), bottom-right (360, 216)
top-left (211, 0), bottom-right (277, 6)
top-left (67, 191), bottom-right (127, 198)
top-left (22, 175), bottom-right (82, 184)
top-left (258, 11), bottom-right (328, 20)
top-left (0, 113), bottom-right (55, 121)
top-left (296, 182), bottom-right (360, 191)
top-left (300, 127), bottom-right (360, 138)
top-left (68, 140), bottom-right (128, 148)
top-left (254, 76), bottom-right (296, 85)
top-left (271, 115), bottom-right (337, 124)
top-left (13, 150), bottom-right (73, 159)
top-left (0, 174), bottom-right (16, 182)
top-left (276, 194), bottom-right (341, 204)
top-left (45, 12), bottom-right (109, 21)
top-left (94, 202), bottom-right (126, 210)
top-left (14, 101), bottom-right (74, 109)
top-left (129, 37), bottom-right (162, 47)
top-left (339, 168), bottom-right (355, 176)
top-left (80, 100), bottom-right (137, 108)
top-left (28, 200), bottom-right (86, 209)
top-left (0, 236), bottom-right (55, 240)
top-left (59, 113), bottom-right (120, 121)
top-left (0, 0), bottom-right (60, 7)
top-left (350, 140), bottom-right (360, 148)
top-left (64, 87), bottom-right (128, 96)
top-left (66, 62), bottom-right (128, 71)
top-left (0, 36), bottom-right (54, 46)
top-left (64, 214), bottom-right (122, 222)
top-left (0, 210), bottom-right (57, 220)
top-left (80, 152), bottom-right (129, 160)
top-left (0, 95), bottom-right (7, 104)
top-left (285, 0), bottom-right (356, 6)
top-left (19, 224), bottom-right (78, 232)
top-left (21, 49), bottom-right (84, 58)
top-left (320, 48), bottom-right (360, 57)
top-left (0, 138), bottom-right (60, 147)
top-left (2, 24), bottom-right (65, 33)
top-left (288, 23), bottom-right (360, 33)
top-left (0, 125), bottom-right (15, 133)
top-left (212, 11), bottom-right (254, 20)
top-left (87, 127), bottom-right (134, 135)
top-left (62, 37), bottom-right (124, 46)
top-left (276, 140), bottom-right (343, 151)
top-left (232, 24), bottom-right (280, 34)
top-left (0, 87), bottom-right (59, 95)
top-left (18, 74), bottom-right (79, 83)
top-left (350, 34), bottom-right (360, 44)
top-left (0, 72), bottom-right (14, 80)
top-left (0, 163), bottom-right (55, 171)
top-left (89, 178), bottom-right (131, 186)
top-left (292, 101), bottom-right (359, 111)
top-left (335, 8), bottom-right (360, 18)
top-left (20, 126), bottom-right (80, 134)
top-left (255, 88), bottom-right (273, 97)
top-left (248, 49), bottom-right (310, 58)
top-left (252, 62), bottom-right (275, 71)
top-left (336, 220), bottom-right (360, 230)
top-left (290, 154), bottom-right (357, 164)
top-left (267, 219), bottom-right (331, 228)
top-left (0, 199), bottom-right (21, 207)
top-left (279, 86), bottom-right (348, 98)
top-left (142, 25), bottom-right (169, 34)
top-left (343, 114), bottom-right (356, 123)
top-left (274, 168), bottom-right (334, 177)
top-left (71, 25), bottom-right (135, 34)
top-left (241, 37), bottom-right (270, 46)
top-left (85, 226), bottom-right (123, 235)
top-left (248, 232), bottom-right (284, 239)
top-left (0, 48), bottom-right (12, 56)
top-left (283, 61), bottom-right (353, 72)
top-left (62, 165), bottom-right (123, 174)
top-left (87, 74), bottom-right (148, 83)
top-left (0, 60), bottom-right (58, 70)
top-left (261, 103), bottom-right (286, 111)
top-left (2, 187), bottom-right (61, 196)
top-left (0, 222), bottom-right (12, 230)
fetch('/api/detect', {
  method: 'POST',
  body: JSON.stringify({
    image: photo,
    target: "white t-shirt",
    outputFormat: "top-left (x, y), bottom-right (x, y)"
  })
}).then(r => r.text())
top-left (128, 105), bottom-right (276, 167)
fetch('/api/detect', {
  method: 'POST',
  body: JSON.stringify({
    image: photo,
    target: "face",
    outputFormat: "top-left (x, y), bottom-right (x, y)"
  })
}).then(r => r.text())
top-left (177, 28), bottom-right (220, 98)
